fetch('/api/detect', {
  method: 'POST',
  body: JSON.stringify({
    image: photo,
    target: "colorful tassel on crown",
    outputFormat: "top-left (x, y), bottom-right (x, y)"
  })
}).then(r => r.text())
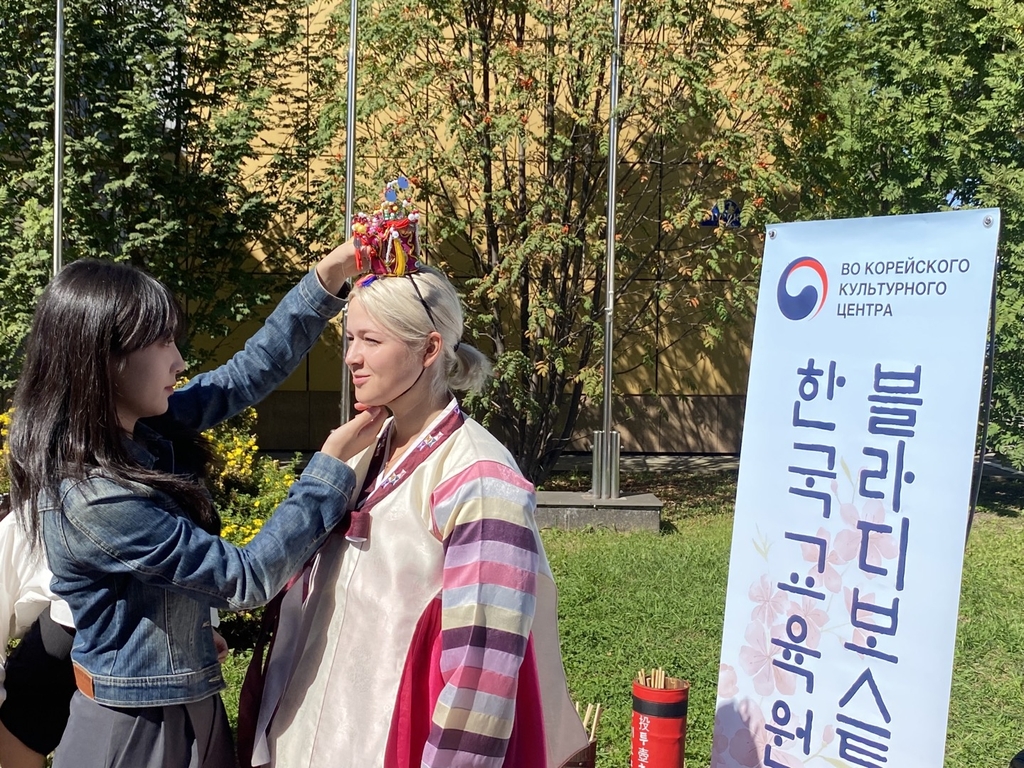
top-left (352, 176), bottom-right (423, 286)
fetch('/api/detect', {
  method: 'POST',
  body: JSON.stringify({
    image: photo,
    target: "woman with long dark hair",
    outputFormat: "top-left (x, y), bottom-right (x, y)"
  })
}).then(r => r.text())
top-left (6, 242), bottom-right (384, 768)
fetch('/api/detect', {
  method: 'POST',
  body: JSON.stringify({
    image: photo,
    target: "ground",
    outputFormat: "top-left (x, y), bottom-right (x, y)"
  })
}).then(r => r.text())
top-left (218, 466), bottom-right (1024, 767)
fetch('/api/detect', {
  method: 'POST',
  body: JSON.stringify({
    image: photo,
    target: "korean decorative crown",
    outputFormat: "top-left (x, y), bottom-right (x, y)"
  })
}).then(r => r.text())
top-left (352, 175), bottom-right (422, 282)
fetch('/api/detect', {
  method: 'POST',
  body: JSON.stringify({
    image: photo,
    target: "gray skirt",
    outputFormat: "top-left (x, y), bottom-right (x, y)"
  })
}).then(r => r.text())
top-left (52, 691), bottom-right (235, 768)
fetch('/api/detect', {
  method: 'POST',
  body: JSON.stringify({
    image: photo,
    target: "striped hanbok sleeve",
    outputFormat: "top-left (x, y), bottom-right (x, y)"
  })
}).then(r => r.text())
top-left (424, 459), bottom-right (540, 768)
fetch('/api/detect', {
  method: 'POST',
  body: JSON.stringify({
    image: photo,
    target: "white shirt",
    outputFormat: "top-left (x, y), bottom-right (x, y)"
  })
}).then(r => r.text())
top-left (0, 513), bottom-right (72, 706)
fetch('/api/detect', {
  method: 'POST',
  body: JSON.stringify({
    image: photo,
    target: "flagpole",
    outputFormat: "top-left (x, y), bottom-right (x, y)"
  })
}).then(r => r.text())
top-left (593, 0), bottom-right (622, 499)
top-left (52, 0), bottom-right (66, 275)
top-left (339, 0), bottom-right (358, 421)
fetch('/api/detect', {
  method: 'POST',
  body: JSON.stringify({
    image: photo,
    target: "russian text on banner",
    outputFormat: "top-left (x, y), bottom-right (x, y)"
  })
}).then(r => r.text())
top-left (711, 209), bottom-right (1000, 768)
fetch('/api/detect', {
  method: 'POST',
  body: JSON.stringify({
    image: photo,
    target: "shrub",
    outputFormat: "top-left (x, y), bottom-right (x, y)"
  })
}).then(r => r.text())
top-left (204, 406), bottom-right (299, 547)
top-left (203, 405), bottom-right (300, 649)
top-left (0, 405), bottom-right (11, 497)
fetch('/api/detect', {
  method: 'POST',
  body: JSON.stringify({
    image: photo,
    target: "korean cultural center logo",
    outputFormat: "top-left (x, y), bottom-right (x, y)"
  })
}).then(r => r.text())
top-left (777, 257), bottom-right (828, 320)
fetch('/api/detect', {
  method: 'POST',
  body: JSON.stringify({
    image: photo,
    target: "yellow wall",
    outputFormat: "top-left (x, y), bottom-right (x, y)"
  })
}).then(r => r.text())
top-left (213, 1), bottom-right (758, 452)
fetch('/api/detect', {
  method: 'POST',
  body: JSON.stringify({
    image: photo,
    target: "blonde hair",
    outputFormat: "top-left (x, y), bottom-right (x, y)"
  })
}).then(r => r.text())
top-left (349, 267), bottom-right (492, 397)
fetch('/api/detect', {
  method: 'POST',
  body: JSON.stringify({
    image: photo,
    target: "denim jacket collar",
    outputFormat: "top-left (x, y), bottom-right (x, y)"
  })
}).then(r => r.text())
top-left (123, 426), bottom-right (157, 469)
top-left (124, 422), bottom-right (178, 473)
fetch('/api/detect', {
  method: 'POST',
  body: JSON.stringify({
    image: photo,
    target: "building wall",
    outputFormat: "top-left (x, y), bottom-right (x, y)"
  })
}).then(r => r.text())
top-left (244, 305), bottom-right (752, 454)
top-left (570, 394), bottom-right (746, 454)
top-left (222, 0), bottom-right (757, 456)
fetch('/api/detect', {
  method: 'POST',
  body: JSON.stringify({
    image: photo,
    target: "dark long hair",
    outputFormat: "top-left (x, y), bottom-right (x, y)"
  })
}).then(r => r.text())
top-left (8, 259), bottom-right (218, 548)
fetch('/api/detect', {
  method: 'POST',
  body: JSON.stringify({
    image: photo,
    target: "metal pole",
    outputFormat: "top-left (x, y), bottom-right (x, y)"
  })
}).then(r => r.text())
top-left (52, 0), bottom-right (66, 275)
top-left (590, 430), bottom-right (605, 497)
top-left (596, 0), bottom-right (622, 498)
top-left (967, 250), bottom-right (1000, 542)
top-left (339, 0), bottom-right (358, 422)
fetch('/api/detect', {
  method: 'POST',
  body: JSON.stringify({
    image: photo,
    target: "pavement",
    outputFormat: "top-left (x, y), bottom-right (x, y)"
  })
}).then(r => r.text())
top-left (552, 452), bottom-right (1023, 479)
top-left (537, 452), bottom-right (1023, 531)
top-left (271, 450), bottom-right (1022, 479)
top-left (552, 453), bottom-right (739, 474)
top-left (975, 456), bottom-right (1024, 479)
top-left (260, 450), bottom-right (1020, 532)
top-left (537, 454), bottom-right (744, 532)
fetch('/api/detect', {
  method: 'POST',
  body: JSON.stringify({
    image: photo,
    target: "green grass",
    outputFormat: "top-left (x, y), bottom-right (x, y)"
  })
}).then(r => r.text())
top-left (220, 470), bottom-right (1024, 767)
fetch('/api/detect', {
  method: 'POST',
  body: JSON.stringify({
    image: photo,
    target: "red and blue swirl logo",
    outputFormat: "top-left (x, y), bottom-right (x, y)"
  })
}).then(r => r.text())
top-left (777, 257), bottom-right (828, 320)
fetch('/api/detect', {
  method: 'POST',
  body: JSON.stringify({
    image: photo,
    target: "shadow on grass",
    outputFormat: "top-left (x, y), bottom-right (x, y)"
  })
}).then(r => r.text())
top-left (975, 476), bottom-right (1024, 518)
top-left (544, 468), bottom-right (738, 504)
top-left (546, 466), bottom-right (1024, 523)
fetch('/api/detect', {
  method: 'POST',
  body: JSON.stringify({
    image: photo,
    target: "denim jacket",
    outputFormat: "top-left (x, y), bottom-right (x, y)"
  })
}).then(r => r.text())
top-left (42, 270), bottom-right (356, 707)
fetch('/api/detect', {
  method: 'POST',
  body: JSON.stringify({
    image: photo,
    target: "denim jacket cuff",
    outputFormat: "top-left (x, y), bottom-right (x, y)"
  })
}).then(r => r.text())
top-left (299, 268), bottom-right (348, 320)
top-left (303, 451), bottom-right (358, 499)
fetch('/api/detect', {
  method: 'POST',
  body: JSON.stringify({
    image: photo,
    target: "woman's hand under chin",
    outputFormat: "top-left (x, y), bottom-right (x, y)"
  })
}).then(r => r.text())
top-left (320, 404), bottom-right (386, 462)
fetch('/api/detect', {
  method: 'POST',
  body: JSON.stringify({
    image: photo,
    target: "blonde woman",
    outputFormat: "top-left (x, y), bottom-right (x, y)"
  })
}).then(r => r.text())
top-left (247, 183), bottom-right (588, 768)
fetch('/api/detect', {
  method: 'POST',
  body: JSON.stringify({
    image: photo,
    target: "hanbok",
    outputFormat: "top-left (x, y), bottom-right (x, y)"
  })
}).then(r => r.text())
top-left (251, 400), bottom-right (589, 767)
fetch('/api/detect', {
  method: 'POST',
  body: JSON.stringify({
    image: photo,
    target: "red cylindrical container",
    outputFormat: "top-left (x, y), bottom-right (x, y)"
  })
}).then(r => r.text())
top-left (631, 677), bottom-right (688, 768)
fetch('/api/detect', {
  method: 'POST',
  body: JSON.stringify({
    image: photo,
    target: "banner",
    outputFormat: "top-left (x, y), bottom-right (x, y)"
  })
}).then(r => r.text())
top-left (712, 210), bottom-right (1000, 768)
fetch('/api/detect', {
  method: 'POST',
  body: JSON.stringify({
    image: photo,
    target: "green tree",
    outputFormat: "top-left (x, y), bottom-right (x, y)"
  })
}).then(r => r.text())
top-left (0, 0), bottom-right (320, 392)
top-left (313, 0), bottom-right (777, 481)
top-left (745, 0), bottom-right (1024, 466)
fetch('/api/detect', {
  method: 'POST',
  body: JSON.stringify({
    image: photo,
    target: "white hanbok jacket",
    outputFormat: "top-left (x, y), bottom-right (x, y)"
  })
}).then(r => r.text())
top-left (0, 513), bottom-right (73, 706)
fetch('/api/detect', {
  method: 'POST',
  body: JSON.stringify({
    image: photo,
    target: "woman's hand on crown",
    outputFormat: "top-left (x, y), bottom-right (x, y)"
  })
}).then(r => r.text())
top-left (316, 239), bottom-right (373, 294)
